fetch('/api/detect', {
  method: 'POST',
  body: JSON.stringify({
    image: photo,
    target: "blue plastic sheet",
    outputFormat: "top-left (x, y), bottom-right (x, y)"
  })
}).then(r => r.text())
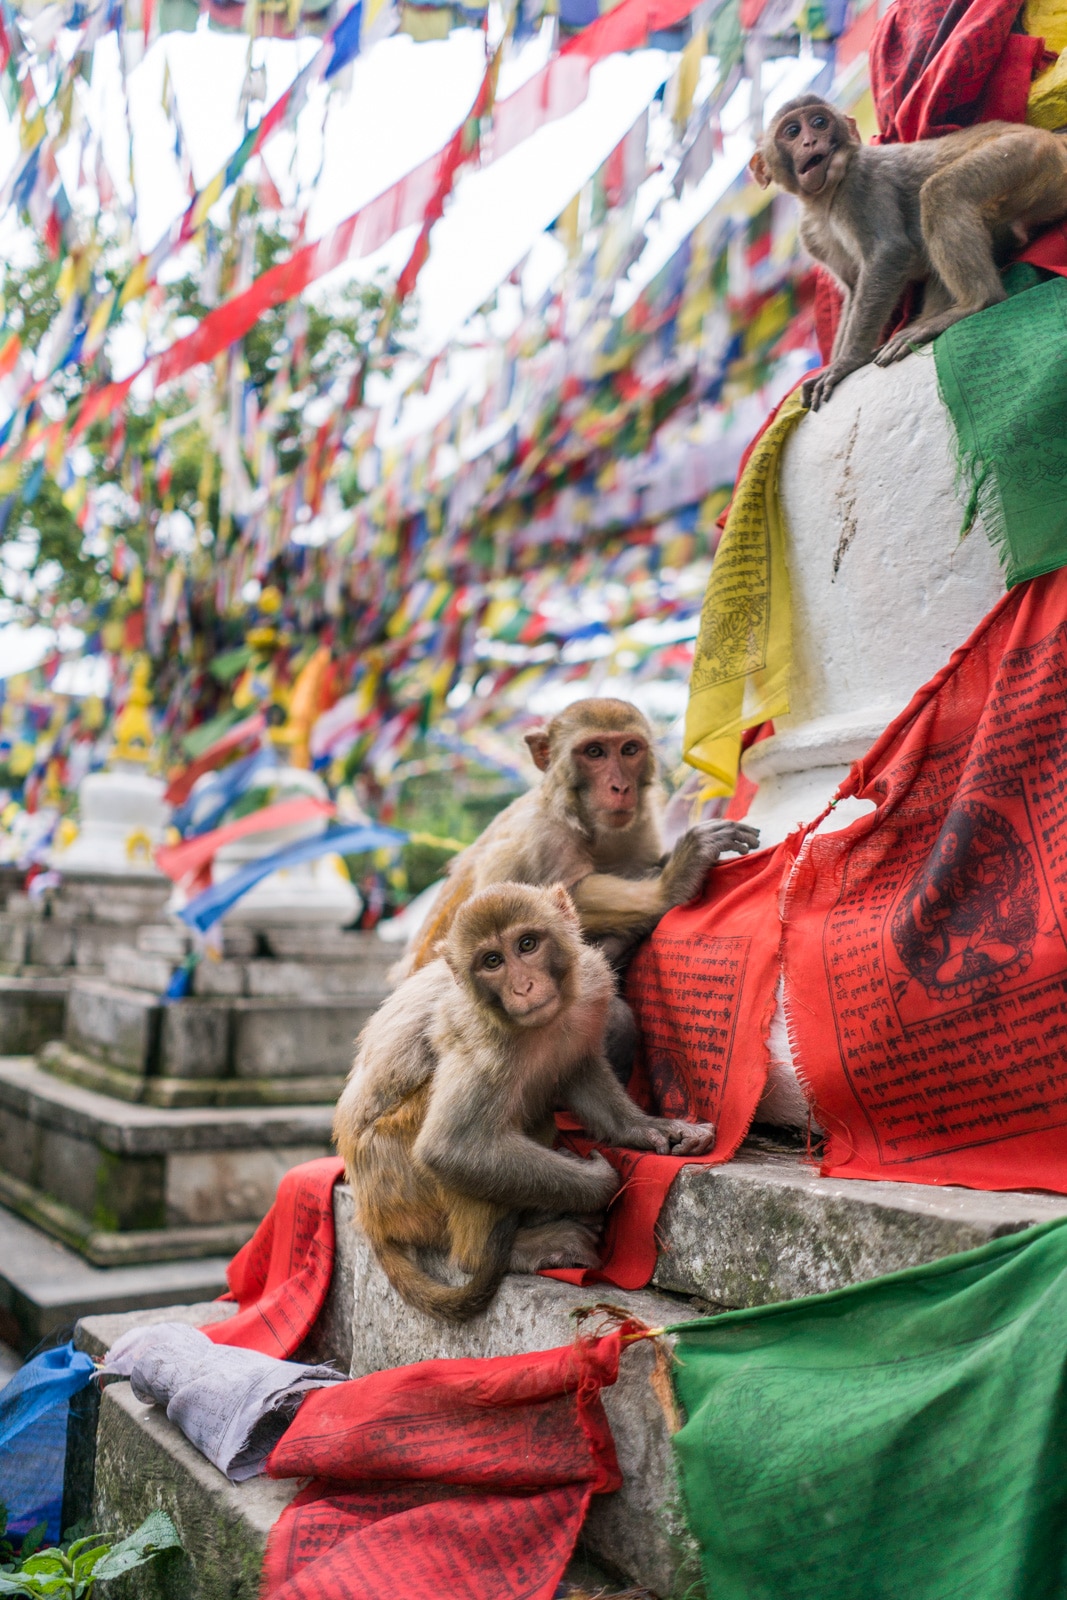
top-left (0, 1343), bottom-right (95, 1542)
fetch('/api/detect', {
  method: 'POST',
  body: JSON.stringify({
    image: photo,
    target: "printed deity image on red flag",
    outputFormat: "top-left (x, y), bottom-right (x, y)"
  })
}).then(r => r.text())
top-left (785, 568), bottom-right (1067, 1192)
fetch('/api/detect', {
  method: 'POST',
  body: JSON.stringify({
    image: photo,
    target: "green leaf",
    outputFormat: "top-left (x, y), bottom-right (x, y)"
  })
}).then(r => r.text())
top-left (18, 1556), bottom-right (65, 1577)
top-left (17, 1530), bottom-right (45, 1562)
top-left (68, 1547), bottom-right (107, 1584)
top-left (91, 1513), bottom-right (181, 1581)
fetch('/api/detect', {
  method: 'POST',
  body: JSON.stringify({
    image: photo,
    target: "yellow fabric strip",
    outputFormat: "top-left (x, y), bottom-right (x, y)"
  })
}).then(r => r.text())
top-left (682, 388), bottom-right (807, 795)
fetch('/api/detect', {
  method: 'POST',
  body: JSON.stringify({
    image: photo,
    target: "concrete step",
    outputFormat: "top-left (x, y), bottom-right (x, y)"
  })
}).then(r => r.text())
top-left (76, 1149), bottom-right (1067, 1596)
top-left (0, 1204), bottom-right (229, 1352)
top-left (0, 1057), bottom-right (333, 1263)
top-left (0, 975), bottom-right (67, 1052)
top-left (62, 975), bottom-right (379, 1088)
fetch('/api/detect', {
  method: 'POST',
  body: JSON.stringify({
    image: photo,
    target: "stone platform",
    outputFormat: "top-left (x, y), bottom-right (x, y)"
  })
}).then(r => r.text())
top-left (77, 1157), bottom-right (1067, 1597)
top-left (41, 926), bottom-right (393, 1109)
top-left (0, 1203), bottom-right (228, 1352)
top-left (0, 1058), bottom-right (335, 1264)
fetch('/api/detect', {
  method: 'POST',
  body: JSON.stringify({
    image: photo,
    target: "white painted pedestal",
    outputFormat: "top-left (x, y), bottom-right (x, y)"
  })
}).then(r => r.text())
top-left (744, 356), bottom-right (1006, 1124)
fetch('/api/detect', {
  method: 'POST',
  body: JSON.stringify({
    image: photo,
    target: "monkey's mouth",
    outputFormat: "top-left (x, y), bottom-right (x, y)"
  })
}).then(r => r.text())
top-left (800, 151), bottom-right (827, 176)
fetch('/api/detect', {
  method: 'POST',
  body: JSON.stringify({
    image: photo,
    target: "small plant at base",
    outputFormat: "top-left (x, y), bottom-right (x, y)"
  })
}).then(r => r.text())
top-left (0, 1510), bottom-right (182, 1598)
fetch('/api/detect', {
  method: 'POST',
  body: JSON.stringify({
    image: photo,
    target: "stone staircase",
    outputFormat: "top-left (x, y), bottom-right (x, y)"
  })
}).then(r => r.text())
top-left (76, 1158), bottom-right (1067, 1597)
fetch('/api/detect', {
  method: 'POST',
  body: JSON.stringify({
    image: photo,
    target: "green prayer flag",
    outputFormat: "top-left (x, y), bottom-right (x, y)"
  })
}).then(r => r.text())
top-left (935, 271), bottom-right (1067, 588)
top-left (668, 1219), bottom-right (1067, 1600)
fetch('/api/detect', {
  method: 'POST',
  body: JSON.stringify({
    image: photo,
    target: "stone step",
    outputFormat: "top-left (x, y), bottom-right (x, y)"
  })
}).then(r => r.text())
top-left (76, 1149), bottom-right (1067, 1596)
top-left (60, 976), bottom-right (377, 1090)
top-left (650, 1143), bottom-right (1067, 1304)
top-left (0, 1204), bottom-right (229, 1352)
top-left (0, 976), bottom-right (67, 1052)
top-left (0, 1057), bottom-right (333, 1264)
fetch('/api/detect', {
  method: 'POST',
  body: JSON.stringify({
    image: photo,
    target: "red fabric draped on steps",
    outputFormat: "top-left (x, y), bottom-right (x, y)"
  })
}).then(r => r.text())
top-left (197, 1161), bottom-right (628, 1600)
top-left (261, 1335), bottom-right (625, 1600)
top-left (622, 568), bottom-right (1067, 1206)
top-left (203, 1156), bottom-right (344, 1357)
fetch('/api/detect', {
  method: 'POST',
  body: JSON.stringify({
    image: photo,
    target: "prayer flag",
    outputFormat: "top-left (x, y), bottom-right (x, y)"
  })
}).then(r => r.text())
top-left (669, 1218), bottom-right (1067, 1600)
top-left (683, 389), bottom-right (804, 794)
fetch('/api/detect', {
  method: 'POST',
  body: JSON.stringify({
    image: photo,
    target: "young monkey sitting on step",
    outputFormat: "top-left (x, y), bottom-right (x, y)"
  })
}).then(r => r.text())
top-left (334, 880), bottom-right (714, 1322)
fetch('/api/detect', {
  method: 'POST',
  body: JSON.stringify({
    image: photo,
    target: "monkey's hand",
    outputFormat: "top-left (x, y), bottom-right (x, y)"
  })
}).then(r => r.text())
top-left (560, 1147), bottom-right (621, 1206)
top-left (626, 1118), bottom-right (716, 1156)
top-left (802, 359), bottom-right (865, 411)
top-left (662, 820), bottom-right (761, 909)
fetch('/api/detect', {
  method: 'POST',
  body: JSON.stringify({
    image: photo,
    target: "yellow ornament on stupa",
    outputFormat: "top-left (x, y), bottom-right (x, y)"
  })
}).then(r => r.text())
top-left (112, 657), bottom-right (156, 767)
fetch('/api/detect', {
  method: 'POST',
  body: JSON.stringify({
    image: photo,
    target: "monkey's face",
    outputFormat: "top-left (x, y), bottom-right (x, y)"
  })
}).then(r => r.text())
top-left (771, 103), bottom-right (857, 198)
top-left (471, 925), bottom-right (567, 1027)
top-left (570, 730), bottom-right (650, 833)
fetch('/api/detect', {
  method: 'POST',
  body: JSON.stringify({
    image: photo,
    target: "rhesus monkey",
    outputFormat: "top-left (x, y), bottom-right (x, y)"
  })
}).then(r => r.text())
top-left (404, 698), bottom-right (759, 974)
top-left (749, 95), bottom-right (1067, 409)
top-left (334, 882), bottom-right (716, 1322)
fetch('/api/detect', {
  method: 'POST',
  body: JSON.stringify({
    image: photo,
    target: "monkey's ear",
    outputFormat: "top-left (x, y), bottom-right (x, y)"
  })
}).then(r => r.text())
top-left (748, 150), bottom-right (773, 190)
top-left (524, 729), bottom-right (552, 772)
top-left (549, 883), bottom-right (581, 927)
top-left (844, 114), bottom-right (861, 144)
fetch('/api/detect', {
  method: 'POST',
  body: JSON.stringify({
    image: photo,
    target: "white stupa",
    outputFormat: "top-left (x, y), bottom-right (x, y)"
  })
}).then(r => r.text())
top-left (209, 764), bottom-right (361, 929)
top-left (741, 357), bottom-right (1005, 1125)
top-left (50, 659), bottom-right (170, 879)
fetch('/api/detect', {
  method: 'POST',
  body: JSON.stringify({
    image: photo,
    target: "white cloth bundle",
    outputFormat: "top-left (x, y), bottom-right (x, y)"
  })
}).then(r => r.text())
top-left (104, 1320), bottom-right (346, 1482)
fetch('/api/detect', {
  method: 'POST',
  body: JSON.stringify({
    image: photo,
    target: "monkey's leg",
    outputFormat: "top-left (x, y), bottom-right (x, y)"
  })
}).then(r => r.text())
top-left (603, 993), bottom-right (637, 1086)
top-left (509, 1217), bottom-right (602, 1272)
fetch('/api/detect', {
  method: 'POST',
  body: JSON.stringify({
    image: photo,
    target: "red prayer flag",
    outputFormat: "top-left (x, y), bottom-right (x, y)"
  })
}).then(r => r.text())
top-left (155, 795), bottom-right (334, 886)
top-left (164, 714), bottom-right (268, 805)
top-left (262, 1333), bottom-right (625, 1600)
top-left (203, 1156), bottom-right (344, 1358)
top-left (785, 569), bottom-right (1067, 1193)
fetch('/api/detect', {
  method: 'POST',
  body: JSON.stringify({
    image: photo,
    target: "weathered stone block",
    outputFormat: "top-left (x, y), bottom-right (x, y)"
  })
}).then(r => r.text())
top-left (651, 1156), bottom-right (1067, 1305)
top-left (0, 977), bottom-right (66, 1053)
top-left (73, 924), bottom-right (137, 971)
top-left (92, 1382), bottom-right (297, 1600)
top-left (192, 960), bottom-right (248, 998)
top-left (0, 919), bottom-right (27, 966)
top-left (263, 927), bottom-right (392, 964)
top-left (26, 922), bottom-right (74, 968)
top-left (231, 1000), bottom-right (372, 1077)
top-left (245, 960), bottom-right (389, 1001)
top-left (159, 1003), bottom-right (231, 1079)
top-left (165, 1145), bottom-right (327, 1227)
top-left (66, 980), bottom-right (159, 1073)
top-left (137, 924), bottom-right (192, 959)
top-left (105, 948), bottom-right (174, 993)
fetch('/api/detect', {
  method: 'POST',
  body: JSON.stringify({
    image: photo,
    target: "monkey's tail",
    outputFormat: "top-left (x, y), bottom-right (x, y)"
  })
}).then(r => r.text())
top-left (373, 1214), bottom-right (519, 1324)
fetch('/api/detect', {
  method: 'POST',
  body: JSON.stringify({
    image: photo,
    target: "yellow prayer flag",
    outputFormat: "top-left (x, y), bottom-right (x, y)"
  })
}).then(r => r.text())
top-left (1027, 48), bottom-right (1067, 129)
top-left (1023, 0), bottom-right (1067, 53)
top-left (683, 389), bottom-right (807, 794)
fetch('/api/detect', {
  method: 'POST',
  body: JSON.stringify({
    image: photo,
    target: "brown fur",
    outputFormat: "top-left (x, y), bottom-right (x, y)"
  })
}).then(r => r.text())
top-left (334, 882), bottom-right (716, 1322)
top-left (750, 95), bottom-right (1067, 408)
top-left (404, 698), bottom-right (758, 973)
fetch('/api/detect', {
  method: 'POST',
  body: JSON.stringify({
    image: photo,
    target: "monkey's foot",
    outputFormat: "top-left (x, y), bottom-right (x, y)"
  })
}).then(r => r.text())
top-left (509, 1219), bottom-right (602, 1273)
top-left (875, 304), bottom-right (993, 365)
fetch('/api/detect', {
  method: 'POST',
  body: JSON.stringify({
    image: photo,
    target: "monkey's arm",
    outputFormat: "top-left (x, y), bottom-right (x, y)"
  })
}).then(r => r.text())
top-left (562, 1055), bottom-right (716, 1157)
top-left (414, 1059), bottom-right (620, 1213)
top-left (573, 820), bottom-right (759, 947)
top-left (806, 241), bottom-right (912, 409)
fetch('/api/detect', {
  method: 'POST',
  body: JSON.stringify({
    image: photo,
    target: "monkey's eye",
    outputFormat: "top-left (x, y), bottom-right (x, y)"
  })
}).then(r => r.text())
top-left (621, 740), bottom-right (641, 756)
top-left (583, 743), bottom-right (606, 758)
top-left (517, 934), bottom-right (539, 954)
top-left (783, 122), bottom-right (801, 138)
top-left (811, 115), bottom-right (827, 128)
top-left (481, 951), bottom-right (504, 970)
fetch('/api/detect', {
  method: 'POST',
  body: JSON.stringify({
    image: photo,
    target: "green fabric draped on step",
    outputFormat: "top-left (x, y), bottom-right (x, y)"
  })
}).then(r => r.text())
top-left (668, 1218), bottom-right (1067, 1600)
top-left (935, 268), bottom-right (1067, 587)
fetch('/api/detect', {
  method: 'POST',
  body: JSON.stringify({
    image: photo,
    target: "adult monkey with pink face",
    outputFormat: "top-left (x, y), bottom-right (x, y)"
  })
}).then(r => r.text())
top-left (750, 94), bottom-right (1067, 409)
top-left (403, 698), bottom-right (758, 974)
